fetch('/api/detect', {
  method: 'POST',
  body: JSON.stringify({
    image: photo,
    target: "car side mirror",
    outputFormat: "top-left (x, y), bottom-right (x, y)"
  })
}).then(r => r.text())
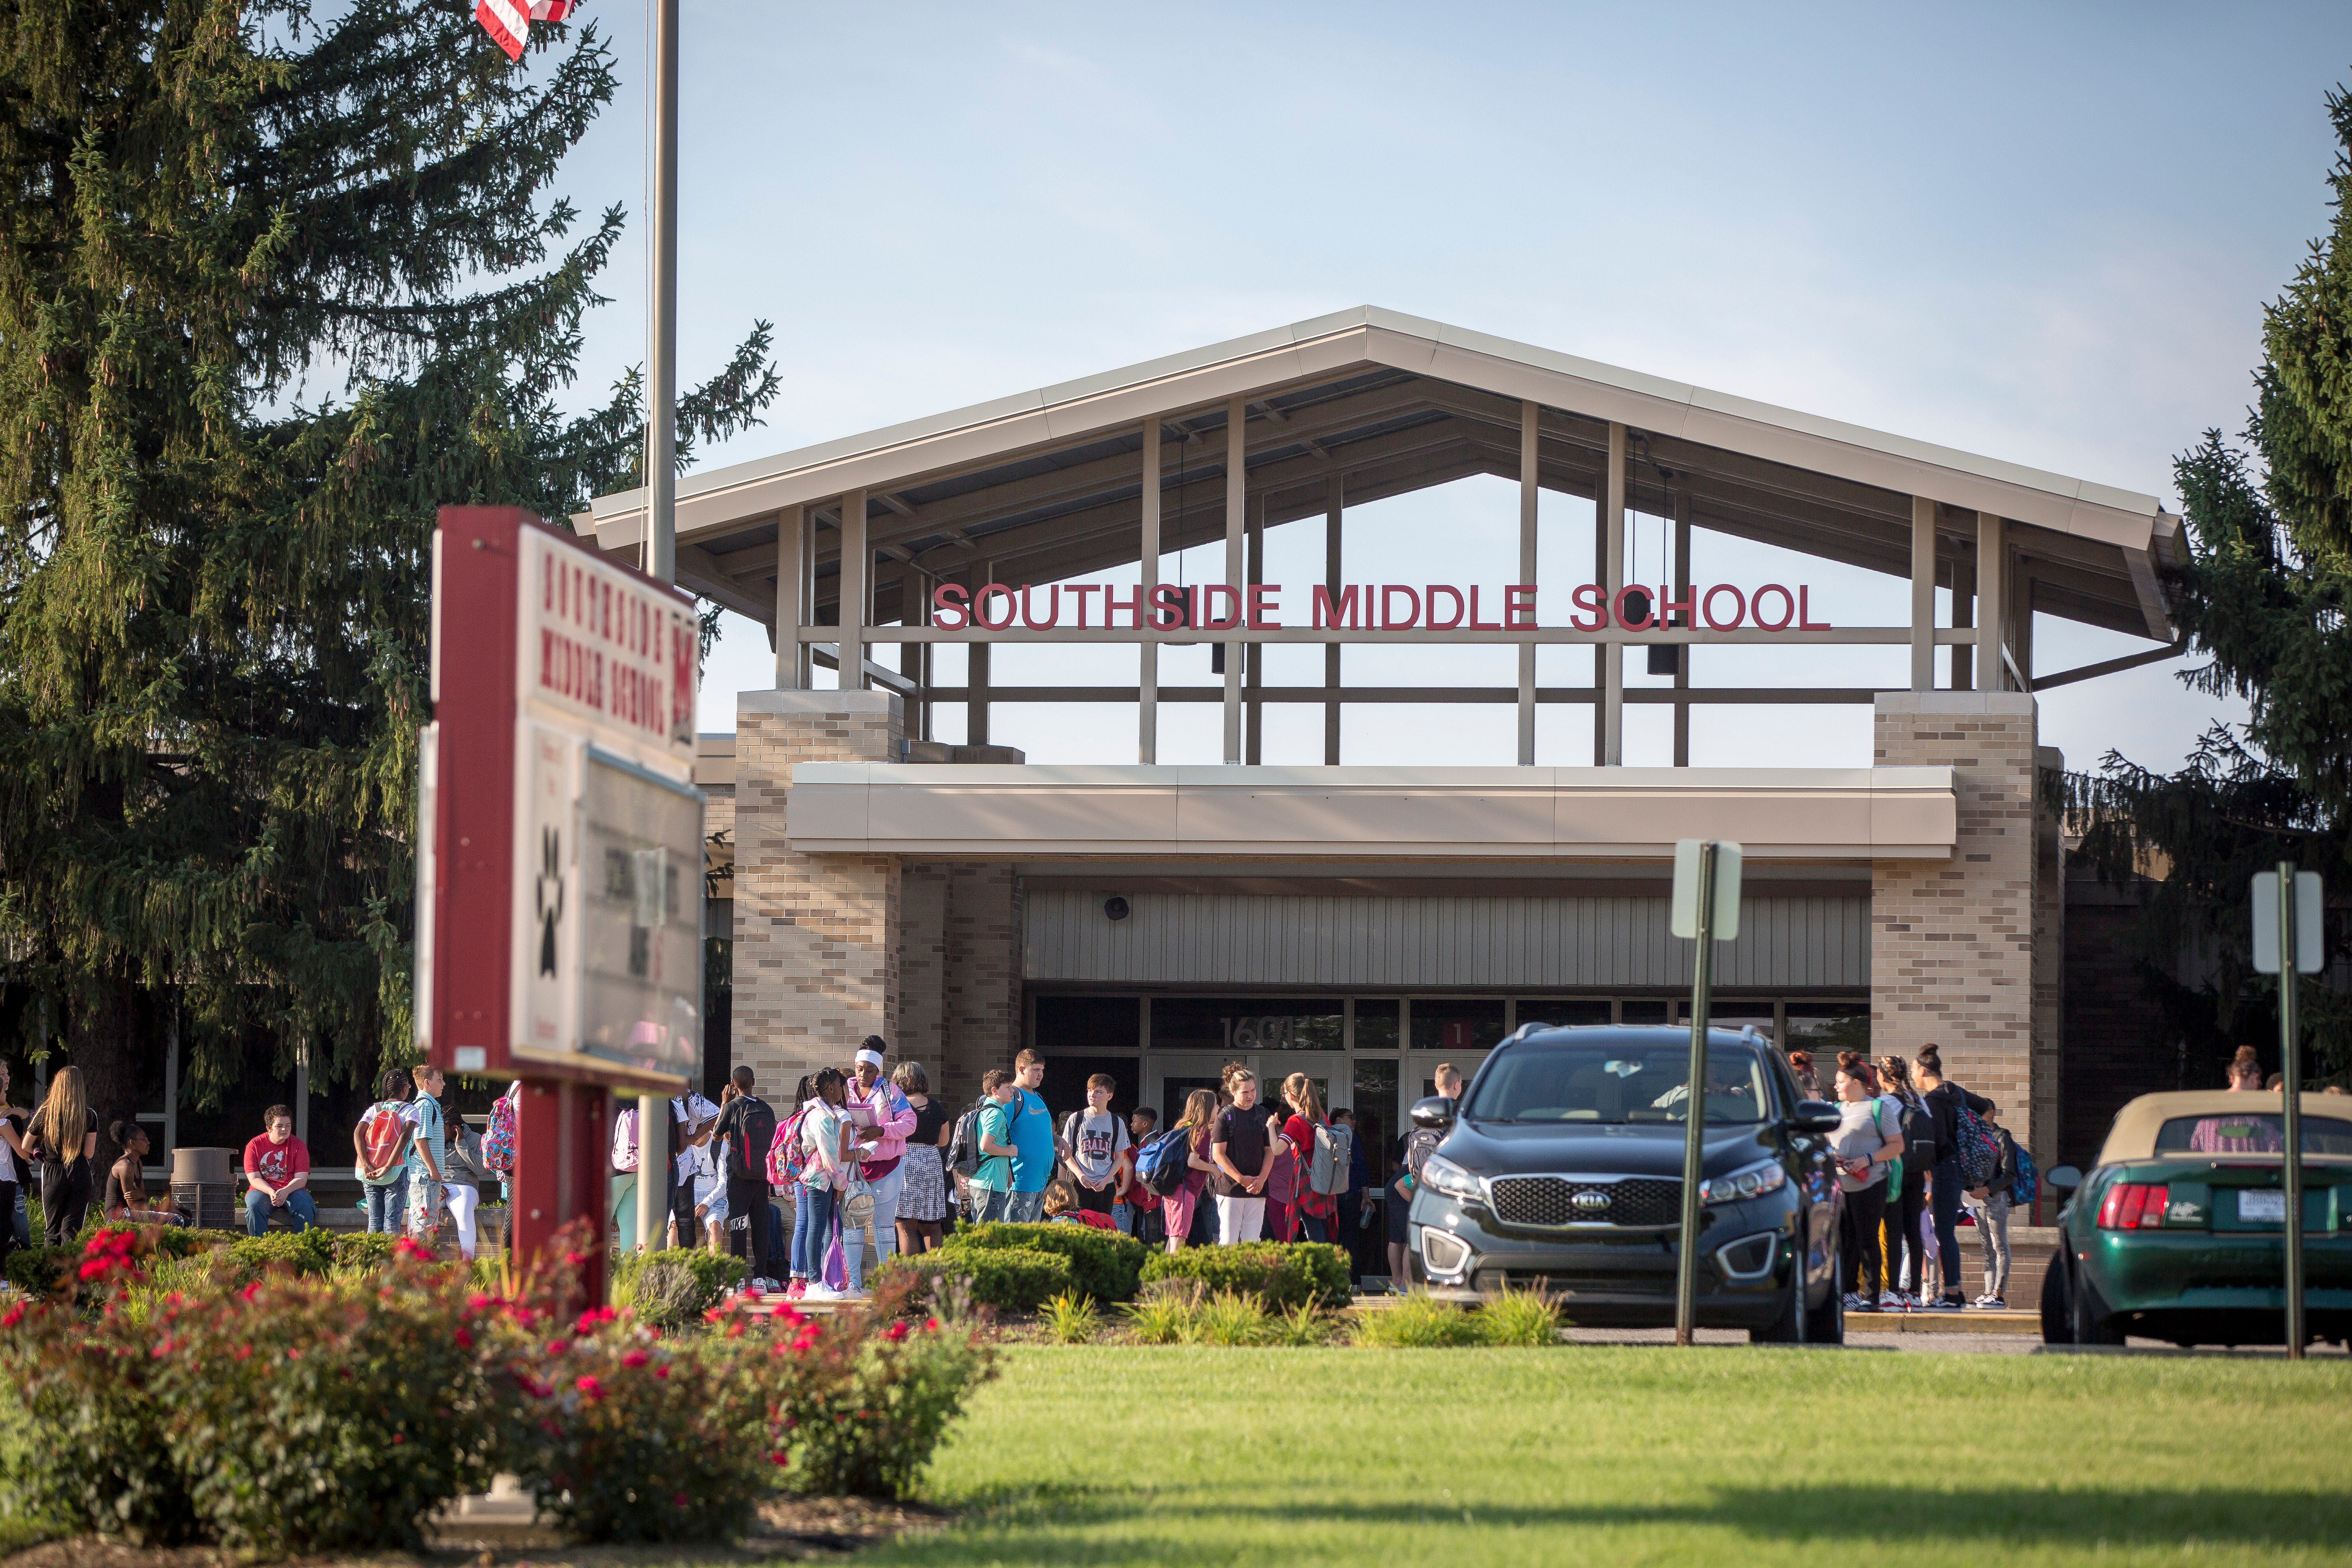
top-left (2047, 1164), bottom-right (2081, 1193)
top-left (1409, 1096), bottom-right (1456, 1131)
top-left (1790, 1099), bottom-right (1843, 1134)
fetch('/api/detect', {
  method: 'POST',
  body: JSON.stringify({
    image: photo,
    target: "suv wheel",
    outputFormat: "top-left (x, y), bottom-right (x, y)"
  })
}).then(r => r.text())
top-left (1805, 1249), bottom-right (1845, 1345)
top-left (2070, 1262), bottom-right (2125, 1346)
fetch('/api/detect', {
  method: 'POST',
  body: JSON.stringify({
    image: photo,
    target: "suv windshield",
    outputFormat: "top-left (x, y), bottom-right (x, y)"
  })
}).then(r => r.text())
top-left (1462, 1040), bottom-right (1775, 1125)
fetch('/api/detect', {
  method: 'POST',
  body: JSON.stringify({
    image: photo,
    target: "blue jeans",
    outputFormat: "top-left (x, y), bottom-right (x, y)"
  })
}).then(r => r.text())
top-left (246, 1189), bottom-right (318, 1236)
top-left (791, 1184), bottom-right (835, 1280)
top-left (363, 1181), bottom-right (405, 1233)
top-left (969, 1187), bottom-right (1011, 1225)
top-left (1005, 1189), bottom-right (1044, 1224)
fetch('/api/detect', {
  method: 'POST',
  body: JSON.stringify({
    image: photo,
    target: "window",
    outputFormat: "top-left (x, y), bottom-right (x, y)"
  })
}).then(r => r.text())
top-left (1149, 998), bottom-right (1342, 1054)
top-left (1462, 1041), bottom-right (1774, 1125)
top-left (2154, 1114), bottom-right (2352, 1156)
top-left (1353, 1000), bottom-right (1400, 1052)
top-left (1411, 998), bottom-right (1505, 1052)
top-left (1515, 999), bottom-right (1611, 1029)
top-left (1035, 995), bottom-right (1140, 1053)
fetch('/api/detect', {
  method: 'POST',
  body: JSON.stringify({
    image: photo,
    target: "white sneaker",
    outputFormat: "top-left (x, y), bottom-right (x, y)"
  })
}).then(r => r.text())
top-left (1877, 1290), bottom-right (1903, 1310)
top-left (801, 1284), bottom-right (842, 1302)
top-left (1840, 1292), bottom-right (1864, 1310)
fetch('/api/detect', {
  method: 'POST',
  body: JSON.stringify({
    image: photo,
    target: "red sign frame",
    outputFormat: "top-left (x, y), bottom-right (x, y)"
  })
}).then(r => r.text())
top-left (418, 506), bottom-right (701, 1095)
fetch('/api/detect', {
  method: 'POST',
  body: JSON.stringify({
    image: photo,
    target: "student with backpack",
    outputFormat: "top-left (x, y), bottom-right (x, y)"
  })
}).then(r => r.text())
top-left (352, 1069), bottom-right (414, 1234)
top-left (1330, 1107), bottom-right (1368, 1278)
top-left (1111, 1105), bottom-right (1160, 1244)
top-left (1059, 1073), bottom-right (1131, 1221)
top-left (1914, 1044), bottom-right (1994, 1311)
top-left (791, 1067), bottom-right (862, 1301)
top-left (1388, 1062), bottom-right (1462, 1289)
top-left (1875, 1054), bottom-right (1933, 1308)
top-left (965, 1069), bottom-right (1019, 1225)
top-left (1148, 1089), bottom-right (1220, 1254)
top-left (1828, 1053), bottom-right (1902, 1313)
top-left (1279, 1074), bottom-right (1344, 1245)
top-left (710, 1065), bottom-right (780, 1293)
top-left (846, 1040), bottom-right (918, 1266)
top-left (1963, 1100), bottom-right (2021, 1307)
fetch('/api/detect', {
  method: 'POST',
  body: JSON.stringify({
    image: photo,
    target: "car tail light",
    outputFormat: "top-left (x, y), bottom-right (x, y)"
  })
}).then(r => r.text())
top-left (2097, 1183), bottom-right (2169, 1229)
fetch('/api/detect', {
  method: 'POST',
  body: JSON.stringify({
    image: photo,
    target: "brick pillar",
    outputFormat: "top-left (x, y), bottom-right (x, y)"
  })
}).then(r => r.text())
top-left (731, 690), bottom-right (903, 1095)
top-left (1871, 692), bottom-right (2040, 1156)
top-left (939, 863), bottom-right (1023, 1108)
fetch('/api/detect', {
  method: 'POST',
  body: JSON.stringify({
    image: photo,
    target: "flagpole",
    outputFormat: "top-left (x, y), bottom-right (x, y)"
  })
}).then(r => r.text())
top-left (635, 0), bottom-right (679, 1258)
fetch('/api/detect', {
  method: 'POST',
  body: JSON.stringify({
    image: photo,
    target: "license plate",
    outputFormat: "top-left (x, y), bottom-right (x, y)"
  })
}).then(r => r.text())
top-left (2239, 1189), bottom-right (2287, 1223)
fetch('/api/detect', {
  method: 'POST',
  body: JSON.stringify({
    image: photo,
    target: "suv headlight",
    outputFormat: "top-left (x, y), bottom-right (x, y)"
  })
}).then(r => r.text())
top-left (1419, 1153), bottom-right (1483, 1203)
top-left (1698, 1158), bottom-right (1786, 1205)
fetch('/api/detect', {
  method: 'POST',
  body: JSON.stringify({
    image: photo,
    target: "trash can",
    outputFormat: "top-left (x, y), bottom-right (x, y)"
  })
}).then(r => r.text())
top-left (170, 1146), bottom-right (237, 1231)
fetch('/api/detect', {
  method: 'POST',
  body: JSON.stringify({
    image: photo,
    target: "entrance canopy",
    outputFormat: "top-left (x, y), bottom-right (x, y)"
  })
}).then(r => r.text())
top-left (582, 307), bottom-right (2179, 764)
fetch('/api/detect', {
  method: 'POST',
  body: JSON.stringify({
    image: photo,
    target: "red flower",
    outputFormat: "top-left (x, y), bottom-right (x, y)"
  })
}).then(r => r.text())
top-left (770, 1451), bottom-right (790, 1467)
top-left (454, 1327), bottom-right (474, 1349)
top-left (621, 1350), bottom-right (649, 1368)
top-left (392, 1432), bottom-right (405, 1445)
top-left (923, 1316), bottom-right (941, 1332)
top-left (653, 1365), bottom-right (670, 1380)
top-left (240, 1281), bottom-right (263, 1302)
top-left (575, 1375), bottom-right (605, 1400)
top-left (546, 1340), bottom-right (568, 1356)
top-left (2, 1302), bottom-right (27, 1329)
top-left (233, 1344), bottom-right (252, 1361)
top-left (884, 1320), bottom-right (911, 1343)
top-left (671, 1492), bottom-right (688, 1508)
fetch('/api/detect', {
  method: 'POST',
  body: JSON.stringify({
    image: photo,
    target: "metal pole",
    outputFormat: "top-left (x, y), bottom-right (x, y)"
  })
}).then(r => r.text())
top-left (646, 0), bottom-right (679, 586)
top-left (1674, 840), bottom-right (1717, 1346)
top-left (2279, 860), bottom-right (2305, 1359)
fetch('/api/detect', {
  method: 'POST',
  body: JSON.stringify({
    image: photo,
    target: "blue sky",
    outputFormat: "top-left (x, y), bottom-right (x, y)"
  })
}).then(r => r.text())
top-left (548, 2), bottom-right (2351, 772)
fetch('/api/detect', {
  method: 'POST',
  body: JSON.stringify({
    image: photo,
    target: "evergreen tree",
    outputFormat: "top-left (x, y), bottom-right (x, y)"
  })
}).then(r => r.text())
top-left (2070, 81), bottom-right (2352, 1080)
top-left (0, 0), bottom-right (775, 1158)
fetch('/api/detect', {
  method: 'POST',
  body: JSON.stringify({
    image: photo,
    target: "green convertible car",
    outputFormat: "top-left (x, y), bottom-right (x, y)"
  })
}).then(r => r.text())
top-left (2041, 1091), bottom-right (2352, 1348)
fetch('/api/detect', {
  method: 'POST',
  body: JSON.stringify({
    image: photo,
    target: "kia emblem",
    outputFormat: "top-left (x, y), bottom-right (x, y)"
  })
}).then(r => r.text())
top-left (1572, 1189), bottom-right (1610, 1212)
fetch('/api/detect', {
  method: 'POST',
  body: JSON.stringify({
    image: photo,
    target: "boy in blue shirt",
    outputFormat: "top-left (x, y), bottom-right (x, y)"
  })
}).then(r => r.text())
top-left (405, 1065), bottom-right (448, 1245)
top-left (1006, 1049), bottom-right (1054, 1223)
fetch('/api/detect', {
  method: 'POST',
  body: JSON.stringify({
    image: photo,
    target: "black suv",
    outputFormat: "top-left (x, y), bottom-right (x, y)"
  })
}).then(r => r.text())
top-left (1408, 1024), bottom-right (1847, 1342)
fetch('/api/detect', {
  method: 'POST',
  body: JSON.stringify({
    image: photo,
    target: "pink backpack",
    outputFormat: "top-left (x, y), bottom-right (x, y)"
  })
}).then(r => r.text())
top-left (767, 1107), bottom-right (810, 1188)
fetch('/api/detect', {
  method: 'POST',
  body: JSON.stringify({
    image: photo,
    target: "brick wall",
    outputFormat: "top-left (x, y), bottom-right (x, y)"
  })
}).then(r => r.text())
top-left (1871, 692), bottom-right (2042, 1158)
top-left (730, 690), bottom-right (902, 1095)
top-left (938, 863), bottom-right (1022, 1108)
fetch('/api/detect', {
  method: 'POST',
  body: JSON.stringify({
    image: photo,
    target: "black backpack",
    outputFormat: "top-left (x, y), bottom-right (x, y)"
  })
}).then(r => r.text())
top-left (1895, 1094), bottom-right (1936, 1172)
top-left (728, 1096), bottom-right (777, 1181)
top-left (947, 1100), bottom-right (984, 1179)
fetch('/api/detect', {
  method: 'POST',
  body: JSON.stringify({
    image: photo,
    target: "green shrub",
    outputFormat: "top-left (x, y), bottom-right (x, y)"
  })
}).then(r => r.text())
top-left (1139, 1241), bottom-right (1350, 1310)
top-left (228, 1226), bottom-right (338, 1277)
top-left (1350, 1289), bottom-right (1483, 1348)
top-left (153, 1256), bottom-right (496, 1555)
top-left (1477, 1286), bottom-right (1563, 1346)
top-left (495, 1307), bottom-right (775, 1542)
top-left (1, 1243), bottom-right (73, 1298)
top-left (1265, 1300), bottom-right (1336, 1346)
top-left (771, 1281), bottom-right (1000, 1499)
top-left (946, 1222), bottom-right (1146, 1302)
top-left (873, 1244), bottom-right (1072, 1312)
top-left (330, 1230), bottom-right (397, 1271)
top-left (1183, 1289), bottom-right (1270, 1346)
top-left (612, 1247), bottom-right (746, 1329)
top-left (1040, 1291), bottom-right (1100, 1343)
top-left (1120, 1278), bottom-right (1201, 1344)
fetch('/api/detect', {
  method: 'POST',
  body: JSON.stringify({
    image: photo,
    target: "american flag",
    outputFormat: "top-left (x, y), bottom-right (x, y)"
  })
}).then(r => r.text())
top-left (476, 0), bottom-right (574, 61)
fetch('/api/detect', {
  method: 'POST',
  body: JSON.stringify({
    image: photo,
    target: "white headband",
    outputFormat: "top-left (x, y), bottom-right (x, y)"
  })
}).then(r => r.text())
top-left (854, 1048), bottom-right (886, 1069)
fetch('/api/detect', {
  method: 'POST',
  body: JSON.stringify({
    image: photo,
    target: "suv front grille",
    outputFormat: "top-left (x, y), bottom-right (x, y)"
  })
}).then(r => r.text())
top-left (1489, 1175), bottom-right (1682, 1228)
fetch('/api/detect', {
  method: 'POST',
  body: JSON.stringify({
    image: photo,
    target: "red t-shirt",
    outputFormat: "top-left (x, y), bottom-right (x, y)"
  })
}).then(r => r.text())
top-left (1285, 1114), bottom-right (1334, 1218)
top-left (244, 1133), bottom-right (312, 1188)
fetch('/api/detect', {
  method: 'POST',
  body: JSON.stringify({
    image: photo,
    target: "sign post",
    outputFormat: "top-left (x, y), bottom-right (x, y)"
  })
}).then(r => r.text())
top-left (1669, 838), bottom-right (1742, 1347)
top-left (417, 506), bottom-right (701, 1301)
top-left (2252, 865), bottom-right (2323, 1360)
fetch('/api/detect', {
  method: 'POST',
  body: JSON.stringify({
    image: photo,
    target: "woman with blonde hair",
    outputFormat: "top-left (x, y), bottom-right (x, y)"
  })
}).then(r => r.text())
top-left (1159, 1088), bottom-right (1220, 1254)
top-left (1277, 1073), bottom-right (1337, 1244)
top-left (24, 1065), bottom-right (98, 1244)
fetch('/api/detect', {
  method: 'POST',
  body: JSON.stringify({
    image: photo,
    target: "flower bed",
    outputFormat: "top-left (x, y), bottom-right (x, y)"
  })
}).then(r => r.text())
top-left (0, 1226), bottom-right (996, 1557)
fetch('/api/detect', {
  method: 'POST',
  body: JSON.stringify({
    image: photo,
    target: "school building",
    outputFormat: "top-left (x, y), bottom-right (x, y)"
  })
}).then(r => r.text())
top-left (582, 307), bottom-right (2185, 1171)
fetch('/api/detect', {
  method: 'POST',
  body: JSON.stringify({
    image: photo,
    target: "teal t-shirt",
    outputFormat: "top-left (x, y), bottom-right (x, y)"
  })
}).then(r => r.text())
top-left (404, 1094), bottom-right (445, 1180)
top-left (970, 1099), bottom-right (1013, 1192)
top-left (1009, 1087), bottom-right (1054, 1193)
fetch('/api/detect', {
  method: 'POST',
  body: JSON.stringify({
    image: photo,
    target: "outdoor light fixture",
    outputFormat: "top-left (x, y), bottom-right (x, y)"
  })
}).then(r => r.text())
top-left (1102, 896), bottom-right (1131, 922)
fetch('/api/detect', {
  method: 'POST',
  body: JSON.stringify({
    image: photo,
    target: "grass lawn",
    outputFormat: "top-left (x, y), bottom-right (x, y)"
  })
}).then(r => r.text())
top-left (867, 1345), bottom-right (2352, 1568)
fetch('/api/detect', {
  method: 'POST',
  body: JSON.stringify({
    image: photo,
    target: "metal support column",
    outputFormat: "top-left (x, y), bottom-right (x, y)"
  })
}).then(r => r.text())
top-left (1910, 497), bottom-right (1937, 692)
top-left (839, 491), bottom-right (868, 691)
top-left (969, 640), bottom-right (990, 746)
top-left (1672, 492), bottom-right (1692, 767)
top-left (1222, 396), bottom-right (1246, 763)
top-left (1324, 474), bottom-right (1343, 766)
top-left (774, 505), bottom-right (804, 689)
top-left (1951, 555), bottom-right (1975, 690)
top-left (1976, 511), bottom-right (2007, 690)
top-left (1517, 400), bottom-right (1539, 766)
top-left (1139, 420), bottom-right (1160, 764)
top-left (1599, 421), bottom-right (1626, 765)
top-left (1245, 494), bottom-right (1264, 764)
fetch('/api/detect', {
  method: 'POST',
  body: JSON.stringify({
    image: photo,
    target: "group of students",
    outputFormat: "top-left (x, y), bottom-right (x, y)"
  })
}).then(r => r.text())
top-left (1803, 1042), bottom-right (2029, 1311)
top-left (948, 1056), bottom-right (1369, 1257)
top-left (351, 1064), bottom-right (500, 1257)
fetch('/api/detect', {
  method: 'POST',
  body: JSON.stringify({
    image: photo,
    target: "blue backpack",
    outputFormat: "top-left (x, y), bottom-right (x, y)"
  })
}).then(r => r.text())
top-left (1135, 1126), bottom-right (1194, 1198)
top-left (2010, 1142), bottom-right (2039, 1209)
